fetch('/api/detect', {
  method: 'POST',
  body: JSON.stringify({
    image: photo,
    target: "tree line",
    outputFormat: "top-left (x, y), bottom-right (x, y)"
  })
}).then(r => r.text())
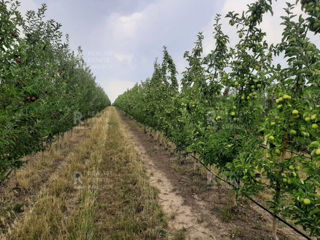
top-left (0, 1), bottom-right (110, 181)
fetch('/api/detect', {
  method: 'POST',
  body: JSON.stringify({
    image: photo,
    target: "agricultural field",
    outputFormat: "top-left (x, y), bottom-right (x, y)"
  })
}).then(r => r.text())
top-left (1, 0), bottom-right (320, 240)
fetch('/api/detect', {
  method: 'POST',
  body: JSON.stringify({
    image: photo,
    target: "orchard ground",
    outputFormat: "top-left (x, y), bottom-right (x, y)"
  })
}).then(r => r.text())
top-left (0, 107), bottom-right (307, 240)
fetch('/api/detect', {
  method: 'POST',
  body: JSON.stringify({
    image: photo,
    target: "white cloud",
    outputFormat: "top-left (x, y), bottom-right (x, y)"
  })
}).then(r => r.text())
top-left (114, 53), bottom-right (134, 64)
top-left (103, 0), bottom-right (178, 50)
top-left (104, 79), bottom-right (136, 103)
top-left (107, 12), bottom-right (143, 40)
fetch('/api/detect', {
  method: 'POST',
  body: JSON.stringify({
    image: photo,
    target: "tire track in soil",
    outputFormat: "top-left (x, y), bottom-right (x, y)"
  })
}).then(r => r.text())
top-left (117, 110), bottom-right (231, 240)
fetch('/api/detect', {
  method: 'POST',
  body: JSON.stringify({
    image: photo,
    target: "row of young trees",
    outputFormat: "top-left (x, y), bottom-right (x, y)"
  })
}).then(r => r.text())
top-left (0, 1), bottom-right (110, 181)
top-left (115, 0), bottom-right (320, 238)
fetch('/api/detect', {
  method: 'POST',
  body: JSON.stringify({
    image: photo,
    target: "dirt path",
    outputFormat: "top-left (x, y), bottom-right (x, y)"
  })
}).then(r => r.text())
top-left (123, 129), bottom-right (219, 239)
top-left (117, 109), bottom-right (304, 240)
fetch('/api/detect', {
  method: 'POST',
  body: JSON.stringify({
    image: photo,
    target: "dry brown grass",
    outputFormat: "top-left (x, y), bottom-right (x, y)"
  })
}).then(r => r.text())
top-left (0, 118), bottom-right (94, 237)
top-left (93, 107), bottom-right (168, 240)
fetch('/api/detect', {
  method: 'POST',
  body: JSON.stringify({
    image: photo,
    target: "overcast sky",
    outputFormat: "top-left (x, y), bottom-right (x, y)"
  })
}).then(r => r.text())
top-left (20, 0), bottom-right (319, 102)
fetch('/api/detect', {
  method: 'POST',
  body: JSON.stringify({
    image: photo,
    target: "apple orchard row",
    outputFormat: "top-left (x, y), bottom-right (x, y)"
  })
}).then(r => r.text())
top-left (115, 0), bottom-right (320, 238)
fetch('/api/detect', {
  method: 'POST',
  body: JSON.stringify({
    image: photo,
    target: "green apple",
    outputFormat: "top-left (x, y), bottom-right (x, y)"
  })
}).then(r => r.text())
top-left (234, 81), bottom-right (239, 87)
top-left (292, 110), bottom-right (299, 115)
top-left (302, 132), bottom-right (310, 137)
top-left (311, 114), bottom-right (317, 120)
top-left (290, 130), bottom-right (297, 135)
top-left (276, 97), bottom-right (283, 103)
top-left (271, 122), bottom-right (276, 126)
top-left (316, 149), bottom-right (320, 155)
top-left (312, 124), bottom-right (319, 129)
top-left (303, 198), bottom-right (311, 205)
top-left (305, 117), bottom-right (311, 122)
top-left (283, 94), bottom-right (291, 100)
top-left (289, 165), bottom-right (294, 170)
top-left (231, 111), bottom-right (235, 116)
top-left (268, 136), bottom-right (275, 141)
